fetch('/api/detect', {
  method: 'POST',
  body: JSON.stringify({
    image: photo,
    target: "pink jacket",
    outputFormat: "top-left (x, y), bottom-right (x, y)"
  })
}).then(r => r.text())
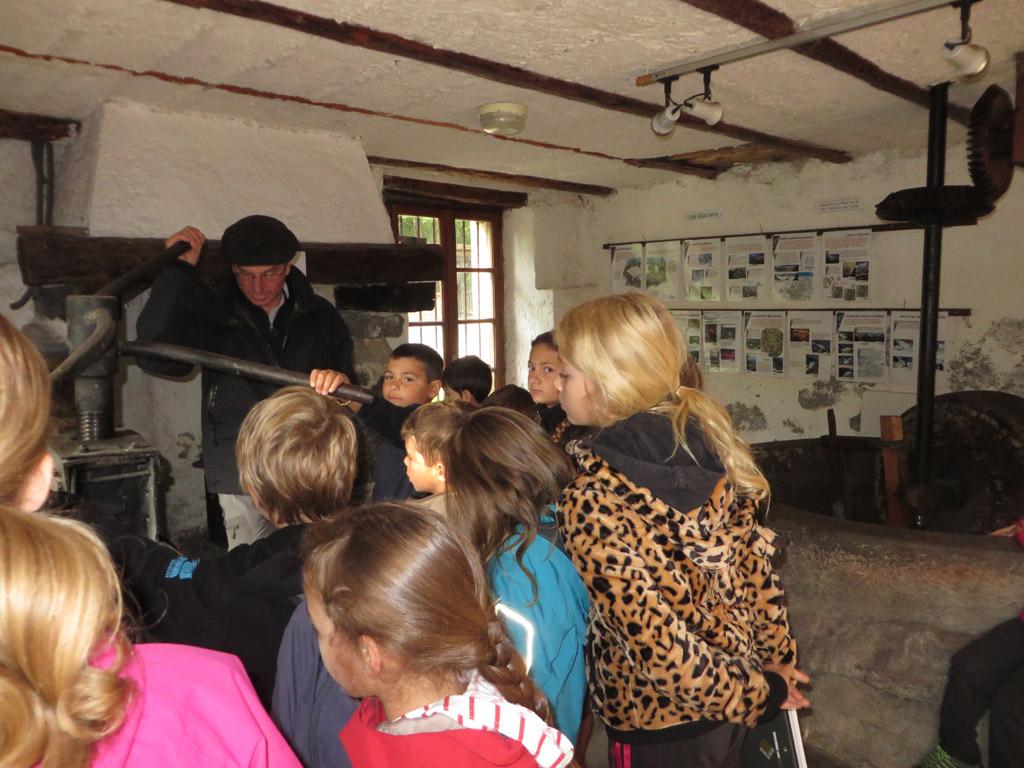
top-left (93, 643), bottom-right (300, 768)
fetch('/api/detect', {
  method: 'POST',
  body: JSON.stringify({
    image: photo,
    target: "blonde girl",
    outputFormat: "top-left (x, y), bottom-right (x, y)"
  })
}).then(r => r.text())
top-left (0, 504), bottom-right (300, 768)
top-left (554, 293), bottom-right (808, 768)
top-left (0, 312), bottom-right (54, 510)
top-left (303, 502), bottom-right (574, 768)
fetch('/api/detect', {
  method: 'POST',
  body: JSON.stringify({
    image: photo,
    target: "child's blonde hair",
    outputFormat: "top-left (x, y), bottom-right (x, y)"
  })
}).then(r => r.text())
top-left (400, 399), bottom-right (475, 465)
top-left (0, 505), bottom-right (133, 768)
top-left (556, 292), bottom-right (768, 502)
top-left (443, 407), bottom-right (572, 580)
top-left (303, 502), bottom-right (550, 721)
top-left (236, 386), bottom-right (359, 526)
top-left (0, 314), bottom-right (52, 505)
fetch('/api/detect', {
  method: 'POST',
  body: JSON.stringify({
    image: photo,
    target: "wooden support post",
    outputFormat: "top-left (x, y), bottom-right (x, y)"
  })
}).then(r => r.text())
top-left (880, 415), bottom-right (907, 528)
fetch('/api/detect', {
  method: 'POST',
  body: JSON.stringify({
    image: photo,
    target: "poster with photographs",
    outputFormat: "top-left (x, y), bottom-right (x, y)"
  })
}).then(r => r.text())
top-left (822, 229), bottom-right (873, 302)
top-left (725, 237), bottom-right (769, 301)
top-left (684, 238), bottom-right (723, 301)
top-left (644, 241), bottom-right (684, 303)
top-left (743, 311), bottom-right (787, 376)
top-left (701, 310), bottom-right (742, 374)
top-left (670, 310), bottom-right (703, 367)
top-left (787, 311), bottom-right (834, 379)
top-left (835, 310), bottom-right (888, 383)
top-left (772, 233), bottom-right (818, 302)
top-left (610, 243), bottom-right (642, 293)
top-left (889, 310), bottom-right (949, 386)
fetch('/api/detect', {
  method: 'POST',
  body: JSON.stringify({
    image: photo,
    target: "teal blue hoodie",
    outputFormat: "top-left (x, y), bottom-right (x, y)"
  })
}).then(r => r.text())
top-left (488, 517), bottom-right (590, 744)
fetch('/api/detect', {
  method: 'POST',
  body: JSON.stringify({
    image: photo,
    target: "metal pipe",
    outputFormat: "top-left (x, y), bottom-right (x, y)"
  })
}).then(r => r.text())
top-left (120, 339), bottom-right (375, 405)
top-left (51, 306), bottom-right (118, 383)
top-left (912, 81), bottom-right (949, 528)
top-left (96, 240), bottom-right (191, 299)
top-left (45, 142), bottom-right (55, 226)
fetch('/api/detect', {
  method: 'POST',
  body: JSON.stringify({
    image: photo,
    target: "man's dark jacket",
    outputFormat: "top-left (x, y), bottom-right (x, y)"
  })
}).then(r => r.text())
top-left (136, 260), bottom-right (354, 494)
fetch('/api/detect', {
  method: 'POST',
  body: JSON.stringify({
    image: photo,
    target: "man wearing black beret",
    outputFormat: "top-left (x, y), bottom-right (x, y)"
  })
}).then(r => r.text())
top-left (137, 215), bottom-right (355, 548)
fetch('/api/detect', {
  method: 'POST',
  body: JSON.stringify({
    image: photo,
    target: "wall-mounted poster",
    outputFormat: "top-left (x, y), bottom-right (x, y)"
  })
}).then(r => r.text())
top-left (822, 229), bottom-right (873, 302)
top-left (835, 310), bottom-right (888, 383)
top-left (610, 243), bottom-right (642, 293)
top-left (743, 311), bottom-right (787, 376)
top-left (725, 236), bottom-right (769, 301)
top-left (787, 311), bottom-right (834, 379)
top-left (644, 241), bottom-right (684, 303)
top-left (670, 309), bottom-right (703, 367)
top-left (889, 310), bottom-right (949, 386)
top-left (701, 310), bottom-right (742, 373)
top-left (684, 238), bottom-right (722, 301)
top-left (772, 233), bottom-right (818, 301)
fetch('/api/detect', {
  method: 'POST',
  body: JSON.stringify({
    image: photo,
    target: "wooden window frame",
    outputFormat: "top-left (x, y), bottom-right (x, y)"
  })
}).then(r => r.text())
top-left (387, 202), bottom-right (506, 387)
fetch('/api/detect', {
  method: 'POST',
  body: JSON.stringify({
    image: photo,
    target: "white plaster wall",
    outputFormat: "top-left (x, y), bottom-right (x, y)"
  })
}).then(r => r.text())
top-left (0, 140), bottom-right (42, 328)
top-left (546, 147), bottom-right (1024, 443)
top-left (502, 204), bottom-right (554, 387)
top-left (54, 101), bottom-right (393, 538)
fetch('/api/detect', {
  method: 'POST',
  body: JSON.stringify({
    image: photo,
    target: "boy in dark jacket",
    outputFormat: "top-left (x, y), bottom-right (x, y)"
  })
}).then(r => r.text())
top-left (111, 386), bottom-right (359, 707)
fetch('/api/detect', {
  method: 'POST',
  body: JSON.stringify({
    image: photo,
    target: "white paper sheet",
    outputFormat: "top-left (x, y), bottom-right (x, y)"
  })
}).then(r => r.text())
top-left (644, 241), bottom-right (684, 303)
top-left (684, 238), bottom-right (723, 301)
top-left (610, 243), bottom-right (642, 293)
top-left (772, 233), bottom-right (818, 302)
top-left (787, 311), bottom-right (834, 379)
top-left (671, 309), bottom-right (703, 367)
top-left (822, 229), bottom-right (873, 302)
top-left (743, 311), bottom-right (787, 376)
top-left (835, 310), bottom-right (888, 383)
top-left (725, 236), bottom-right (769, 302)
top-left (701, 310), bottom-right (742, 373)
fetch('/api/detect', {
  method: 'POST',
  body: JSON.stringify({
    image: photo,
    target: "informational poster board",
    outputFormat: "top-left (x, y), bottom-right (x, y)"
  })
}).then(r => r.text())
top-left (835, 310), bottom-right (888, 383)
top-left (644, 241), bottom-right (684, 303)
top-left (889, 310), bottom-right (949, 386)
top-left (701, 310), bottom-right (742, 373)
top-left (822, 229), bottom-right (873, 302)
top-left (610, 243), bottom-right (642, 293)
top-left (725, 236), bottom-right (769, 301)
top-left (743, 311), bottom-right (787, 376)
top-left (772, 233), bottom-right (818, 301)
top-left (671, 309), bottom-right (703, 366)
top-left (684, 238), bottom-right (723, 301)
top-left (787, 311), bottom-right (834, 379)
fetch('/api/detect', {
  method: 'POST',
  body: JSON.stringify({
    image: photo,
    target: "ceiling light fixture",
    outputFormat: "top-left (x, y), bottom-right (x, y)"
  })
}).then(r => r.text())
top-left (651, 67), bottom-right (723, 136)
top-left (943, 0), bottom-right (989, 81)
top-left (477, 102), bottom-right (528, 136)
top-left (637, 0), bottom-right (978, 87)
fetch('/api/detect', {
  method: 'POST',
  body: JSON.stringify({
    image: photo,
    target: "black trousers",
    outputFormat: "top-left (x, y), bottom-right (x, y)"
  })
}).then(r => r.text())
top-left (609, 723), bottom-right (746, 768)
top-left (938, 617), bottom-right (1024, 768)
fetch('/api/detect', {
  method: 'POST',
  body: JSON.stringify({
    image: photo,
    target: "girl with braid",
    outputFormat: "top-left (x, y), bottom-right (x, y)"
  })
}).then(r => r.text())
top-left (303, 502), bottom-right (575, 768)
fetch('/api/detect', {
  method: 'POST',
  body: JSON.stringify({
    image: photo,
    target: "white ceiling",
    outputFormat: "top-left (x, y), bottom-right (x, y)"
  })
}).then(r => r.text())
top-left (2, 0), bottom-right (1022, 190)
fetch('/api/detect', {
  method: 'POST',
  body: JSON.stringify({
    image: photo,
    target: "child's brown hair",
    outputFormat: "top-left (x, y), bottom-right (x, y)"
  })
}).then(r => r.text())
top-left (303, 502), bottom-right (550, 720)
top-left (236, 386), bottom-right (359, 526)
top-left (443, 407), bottom-right (572, 589)
top-left (399, 399), bottom-right (474, 465)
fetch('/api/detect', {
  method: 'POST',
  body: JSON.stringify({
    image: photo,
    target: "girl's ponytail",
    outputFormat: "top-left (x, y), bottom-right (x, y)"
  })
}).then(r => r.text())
top-left (476, 614), bottom-right (553, 725)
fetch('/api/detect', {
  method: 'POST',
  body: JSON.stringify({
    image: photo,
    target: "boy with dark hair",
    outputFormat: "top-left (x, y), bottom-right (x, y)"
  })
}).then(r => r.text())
top-left (110, 386), bottom-right (359, 707)
top-left (400, 400), bottom-right (474, 515)
top-left (442, 355), bottom-right (493, 405)
top-left (310, 342), bottom-right (443, 501)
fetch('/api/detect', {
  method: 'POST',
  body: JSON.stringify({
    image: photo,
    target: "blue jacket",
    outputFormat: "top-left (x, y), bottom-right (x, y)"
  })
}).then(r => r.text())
top-left (489, 519), bottom-right (590, 743)
top-left (273, 600), bottom-right (357, 768)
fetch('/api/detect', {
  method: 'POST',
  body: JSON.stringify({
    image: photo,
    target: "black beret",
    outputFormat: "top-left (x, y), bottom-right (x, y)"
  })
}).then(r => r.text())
top-left (221, 215), bottom-right (299, 266)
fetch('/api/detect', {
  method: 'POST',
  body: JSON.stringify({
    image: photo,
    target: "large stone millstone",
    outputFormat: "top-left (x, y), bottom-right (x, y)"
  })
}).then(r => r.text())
top-left (770, 506), bottom-right (1024, 767)
top-left (895, 390), bottom-right (1024, 533)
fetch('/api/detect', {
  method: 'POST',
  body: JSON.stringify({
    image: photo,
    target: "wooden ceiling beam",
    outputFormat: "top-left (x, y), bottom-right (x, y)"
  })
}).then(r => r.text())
top-left (161, 0), bottom-right (850, 164)
top-left (0, 108), bottom-right (79, 141)
top-left (679, 0), bottom-right (971, 126)
top-left (368, 156), bottom-right (616, 197)
top-left (382, 176), bottom-right (529, 208)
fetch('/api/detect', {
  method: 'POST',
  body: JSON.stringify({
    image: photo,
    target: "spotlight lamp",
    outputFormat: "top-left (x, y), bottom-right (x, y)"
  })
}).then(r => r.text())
top-left (943, 0), bottom-right (989, 81)
top-left (650, 66), bottom-right (723, 137)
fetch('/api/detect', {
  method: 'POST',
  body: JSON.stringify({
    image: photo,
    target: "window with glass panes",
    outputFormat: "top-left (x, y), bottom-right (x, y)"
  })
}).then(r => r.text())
top-left (393, 207), bottom-right (503, 386)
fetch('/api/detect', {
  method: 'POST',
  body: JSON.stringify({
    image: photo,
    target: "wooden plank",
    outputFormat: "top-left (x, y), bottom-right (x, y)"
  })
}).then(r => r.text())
top-left (161, 0), bottom-right (851, 165)
top-left (623, 157), bottom-right (720, 179)
top-left (368, 156), bottom-right (616, 197)
top-left (679, 0), bottom-right (971, 126)
top-left (16, 228), bottom-right (443, 289)
top-left (880, 415), bottom-right (907, 527)
top-left (334, 282), bottom-right (436, 312)
top-left (0, 108), bottom-right (79, 141)
top-left (382, 176), bottom-right (529, 209)
top-left (1015, 51), bottom-right (1024, 167)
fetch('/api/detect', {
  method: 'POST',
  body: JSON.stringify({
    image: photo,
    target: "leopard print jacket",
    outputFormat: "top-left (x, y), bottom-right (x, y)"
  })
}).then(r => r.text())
top-left (557, 442), bottom-right (797, 734)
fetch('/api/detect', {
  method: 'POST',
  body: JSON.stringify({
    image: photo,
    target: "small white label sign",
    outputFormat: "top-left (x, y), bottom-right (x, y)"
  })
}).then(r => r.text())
top-left (815, 196), bottom-right (864, 214)
top-left (686, 209), bottom-right (723, 221)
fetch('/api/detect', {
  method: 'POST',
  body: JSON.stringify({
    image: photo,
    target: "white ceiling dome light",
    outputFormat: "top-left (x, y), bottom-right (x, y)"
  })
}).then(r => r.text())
top-left (478, 102), bottom-right (528, 136)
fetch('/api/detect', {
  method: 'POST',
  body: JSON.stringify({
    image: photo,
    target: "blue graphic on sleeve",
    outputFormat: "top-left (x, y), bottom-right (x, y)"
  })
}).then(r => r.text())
top-left (164, 556), bottom-right (200, 580)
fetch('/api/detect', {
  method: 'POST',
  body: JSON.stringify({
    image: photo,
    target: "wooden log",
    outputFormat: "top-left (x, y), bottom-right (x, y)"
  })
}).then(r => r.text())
top-left (334, 282), bottom-right (436, 312)
top-left (0, 108), bottom-right (79, 141)
top-left (16, 227), bottom-right (443, 290)
top-left (880, 415), bottom-right (907, 528)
